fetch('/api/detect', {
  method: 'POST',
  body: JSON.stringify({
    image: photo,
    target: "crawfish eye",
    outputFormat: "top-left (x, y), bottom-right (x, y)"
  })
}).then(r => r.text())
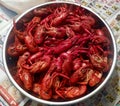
top-left (23, 52), bottom-right (30, 58)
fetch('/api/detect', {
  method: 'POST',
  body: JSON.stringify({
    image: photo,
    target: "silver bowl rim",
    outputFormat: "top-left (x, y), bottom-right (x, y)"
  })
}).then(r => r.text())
top-left (3, 1), bottom-right (117, 105)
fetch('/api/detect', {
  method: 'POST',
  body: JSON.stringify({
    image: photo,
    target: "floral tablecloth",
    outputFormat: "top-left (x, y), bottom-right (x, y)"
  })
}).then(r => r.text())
top-left (0, 0), bottom-right (120, 106)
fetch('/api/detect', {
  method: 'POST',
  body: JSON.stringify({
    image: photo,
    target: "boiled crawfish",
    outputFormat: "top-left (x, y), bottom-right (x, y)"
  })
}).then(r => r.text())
top-left (7, 3), bottom-right (113, 101)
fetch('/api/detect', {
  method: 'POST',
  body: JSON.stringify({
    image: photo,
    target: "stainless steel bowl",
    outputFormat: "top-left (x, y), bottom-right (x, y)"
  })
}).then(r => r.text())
top-left (3, 1), bottom-right (117, 105)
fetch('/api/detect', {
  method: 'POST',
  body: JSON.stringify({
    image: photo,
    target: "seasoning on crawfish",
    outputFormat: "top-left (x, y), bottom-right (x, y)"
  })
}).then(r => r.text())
top-left (7, 3), bottom-right (113, 100)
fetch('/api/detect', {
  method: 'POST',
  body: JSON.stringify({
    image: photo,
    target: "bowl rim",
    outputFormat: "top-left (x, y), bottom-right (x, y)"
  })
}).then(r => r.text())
top-left (3, 1), bottom-right (117, 105)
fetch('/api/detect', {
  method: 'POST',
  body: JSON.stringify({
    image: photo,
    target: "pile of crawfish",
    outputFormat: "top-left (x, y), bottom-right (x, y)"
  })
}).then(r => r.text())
top-left (7, 3), bottom-right (113, 101)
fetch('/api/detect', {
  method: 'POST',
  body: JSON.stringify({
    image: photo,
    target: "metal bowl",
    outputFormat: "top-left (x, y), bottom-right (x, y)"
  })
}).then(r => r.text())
top-left (3, 1), bottom-right (117, 105)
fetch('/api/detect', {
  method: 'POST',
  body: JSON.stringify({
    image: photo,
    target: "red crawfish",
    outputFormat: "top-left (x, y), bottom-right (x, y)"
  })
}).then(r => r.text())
top-left (70, 63), bottom-right (89, 84)
top-left (7, 36), bottom-right (27, 57)
top-left (89, 45), bottom-right (108, 71)
top-left (89, 70), bottom-right (102, 87)
top-left (33, 83), bottom-right (41, 96)
top-left (29, 55), bottom-right (51, 73)
top-left (24, 34), bottom-right (39, 53)
top-left (60, 52), bottom-right (73, 75)
top-left (47, 35), bottom-right (81, 55)
top-left (46, 27), bottom-right (67, 38)
top-left (17, 52), bottom-right (33, 90)
top-left (21, 52), bottom-right (51, 73)
top-left (56, 85), bottom-right (87, 99)
top-left (7, 3), bottom-right (113, 101)
top-left (39, 62), bottom-right (69, 100)
top-left (24, 17), bottom-right (41, 53)
top-left (20, 69), bottom-right (33, 90)
top-left (17, 52), bottom-right (30, 73)
top-left (91, 29), bottom-right (110, 47)
top-left (34, 24), bottom-right (46, 45)
top-left (27, 51), bottom-right (43, 64)
top-left (17, 52), bottom-right (30, 80)
top-left (50, 5), bottom-right (68, 26)
top-left (72, 58), bottom-right (83, 71)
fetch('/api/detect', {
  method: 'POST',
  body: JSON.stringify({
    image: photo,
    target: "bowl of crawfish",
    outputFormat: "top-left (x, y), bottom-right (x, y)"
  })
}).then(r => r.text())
top-left (3, 1), bottom-right (117, 105)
